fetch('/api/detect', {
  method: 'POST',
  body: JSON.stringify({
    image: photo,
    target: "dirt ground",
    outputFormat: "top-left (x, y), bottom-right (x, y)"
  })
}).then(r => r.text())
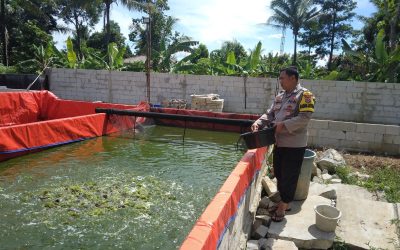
top-left (312, 148), bottom-right (400, 171)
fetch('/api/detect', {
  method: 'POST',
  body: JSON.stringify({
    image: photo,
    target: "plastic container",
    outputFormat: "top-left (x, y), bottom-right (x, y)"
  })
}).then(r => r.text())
top-left (240, 127), bottom-right (275, 149)
top-left (294, 149), bottom-right (316, 200)
top-left (314, 204), bottom-right (342, 232)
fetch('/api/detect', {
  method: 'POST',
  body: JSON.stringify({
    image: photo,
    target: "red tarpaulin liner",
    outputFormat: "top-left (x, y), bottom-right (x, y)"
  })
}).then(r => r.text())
top-left (0, 91), bottom-right (149, 161)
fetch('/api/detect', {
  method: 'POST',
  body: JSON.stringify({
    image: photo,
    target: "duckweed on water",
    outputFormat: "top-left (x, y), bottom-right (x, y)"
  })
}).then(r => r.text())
top-left (26, 175), bottom-right (176, 218)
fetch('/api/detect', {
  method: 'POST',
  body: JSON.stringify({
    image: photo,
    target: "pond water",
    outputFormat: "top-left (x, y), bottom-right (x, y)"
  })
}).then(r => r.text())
top-left (0, 126), bottom-right (244, 249)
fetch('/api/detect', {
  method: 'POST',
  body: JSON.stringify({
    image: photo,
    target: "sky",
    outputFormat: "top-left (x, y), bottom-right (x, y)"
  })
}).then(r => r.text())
top-left (53, 0), bottom-right (377, 56)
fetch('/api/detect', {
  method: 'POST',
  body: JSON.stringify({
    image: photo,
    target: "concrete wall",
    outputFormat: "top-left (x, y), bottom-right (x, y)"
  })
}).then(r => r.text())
top-left (47, 68), bottom-right (400, 155)
top-left (308, 120), bottom-right (400, 155)
top-left (47, 68), bottom-right (400, 125)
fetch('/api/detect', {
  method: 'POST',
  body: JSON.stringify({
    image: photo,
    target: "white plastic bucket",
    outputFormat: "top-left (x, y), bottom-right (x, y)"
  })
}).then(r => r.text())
top-left (314, 204), bottom-right (342, 232)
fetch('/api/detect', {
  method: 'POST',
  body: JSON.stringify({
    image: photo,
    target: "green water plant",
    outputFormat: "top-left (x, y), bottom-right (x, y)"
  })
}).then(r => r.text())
top-left (28, 175), bottom-right (177, 218)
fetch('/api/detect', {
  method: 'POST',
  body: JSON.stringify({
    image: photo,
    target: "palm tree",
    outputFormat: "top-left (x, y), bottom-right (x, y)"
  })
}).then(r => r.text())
top-left (103, 0), bottom-right (142, 46)
top-left (103, 0), bottom-right (166, 46)
top-left (268, 0), bottom-right (319, 65)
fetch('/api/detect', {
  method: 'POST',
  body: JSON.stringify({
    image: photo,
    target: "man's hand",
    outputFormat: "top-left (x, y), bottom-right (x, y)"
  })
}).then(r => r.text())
top-left (275, 122), bottom-right (285, 134)
top-left (251, 123), bottom-right (259, 132)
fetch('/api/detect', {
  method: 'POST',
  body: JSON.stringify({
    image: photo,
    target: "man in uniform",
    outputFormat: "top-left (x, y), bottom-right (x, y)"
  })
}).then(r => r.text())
top-left (251, 66), bottom-right (315, 222)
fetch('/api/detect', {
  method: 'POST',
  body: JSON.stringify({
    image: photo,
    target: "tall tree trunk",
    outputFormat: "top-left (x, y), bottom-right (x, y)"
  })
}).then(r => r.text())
top-left (105, 0), bottom-right (111, 48)
top-left (328, 10), bottom-right (337, 71)
top-left (389, 2), bottom-right (400, 51)
top-left (1, 0), bottom-right (7, 66)
top-left (293, 32), bottom-right (298, 66)
top-left (73, 12), bottom-right (82, 60)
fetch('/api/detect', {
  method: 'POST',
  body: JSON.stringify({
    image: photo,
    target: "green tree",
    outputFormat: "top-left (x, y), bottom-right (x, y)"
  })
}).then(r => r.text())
top-left (87, 21), bottom-right (130, 56)
top-left (17, 43), bottom-right (57, 74)
top-left (218, 39), bottom-right (248, 64)
top-left (1, 0), bottom-right (6, 65)
top-left (314, 0), bottom-right (357, 70)
top-left (0, 0), bottom-right (61, 66)
top-left (103, 0), bottom-right (168, 46)
top-left (346, 0), bottom-right (400, 82)
top-left (261, 52), bottom-right (291, 76)
top-left (268, 0), bottom-right (319, 65)
top-left (129, 9), bottom-right (196, 72)
top-left (57, 0), bottom-right (103, 59)
top-left (190, 43), bottom-right (209, 64)
top-left (298, 19), bottom-right (325, 56)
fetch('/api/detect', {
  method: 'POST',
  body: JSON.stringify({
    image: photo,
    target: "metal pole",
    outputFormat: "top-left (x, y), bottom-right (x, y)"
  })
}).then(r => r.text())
top-left (146, 15), bottom-right (151, 104)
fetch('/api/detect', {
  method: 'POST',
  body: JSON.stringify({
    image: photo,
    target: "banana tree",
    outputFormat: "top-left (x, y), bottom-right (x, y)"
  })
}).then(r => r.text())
top-left (17, 43), bottom-right (58, 74)
top-left (223, 41), bottom-right (263, 76)
top-left (342, 30), bottom-right (400, 83)
top-left (105, 42), bottom-right (126, 70)
top-left (372, 29), bottom-right (400, 83)
top-left (153, 36), bottom-right (198, 72)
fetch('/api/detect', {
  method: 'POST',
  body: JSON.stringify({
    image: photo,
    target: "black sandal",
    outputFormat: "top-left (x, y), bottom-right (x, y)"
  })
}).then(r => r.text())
top-left (271, 211), bottom-right (285, 222)
top-left (268, 205), bottom-right (291, 214)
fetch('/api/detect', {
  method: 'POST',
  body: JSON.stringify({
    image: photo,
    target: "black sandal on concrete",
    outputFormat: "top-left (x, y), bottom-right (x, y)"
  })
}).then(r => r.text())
top-left (271, 211), bottom-right (285, 222)
top-left (268, 205), bottom-right (291, 214)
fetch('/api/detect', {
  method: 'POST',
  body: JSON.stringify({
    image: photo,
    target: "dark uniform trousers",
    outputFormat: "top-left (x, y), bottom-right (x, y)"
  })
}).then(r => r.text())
top-left (273, 146), bottom-right (306, 203)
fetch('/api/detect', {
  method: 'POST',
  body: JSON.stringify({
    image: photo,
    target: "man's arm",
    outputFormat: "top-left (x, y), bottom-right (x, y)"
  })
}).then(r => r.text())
top-left (282, 112), bottom-right (312, 133)
top-left (282, 90), bottom-right (315, 133)
top-left (252, 103), bottom-right (275, 131)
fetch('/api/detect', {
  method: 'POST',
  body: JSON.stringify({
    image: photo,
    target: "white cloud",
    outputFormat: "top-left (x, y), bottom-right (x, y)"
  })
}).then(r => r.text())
top-left (52, 0), bottom-right (377, 55)
top-left (170, 0), bottom-right (273, 50)
top-left (268, 33), bottom-right (283, 39)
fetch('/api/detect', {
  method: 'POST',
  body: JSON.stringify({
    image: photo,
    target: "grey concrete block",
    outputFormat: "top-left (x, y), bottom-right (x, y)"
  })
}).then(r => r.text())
top-left (253, 225), bottom-right (269, 240)
top-left (328, 121), bottom-right (357, 132)
top-left (255, 215), bottom-right (272, 227)
top-left (386, 125), bottom-right (400, 135)
top-left (310, 120), bottom-right (329, 129)
top-left (259, 196), bottom-right (270, 209)
top-left (246, 240), bottom-right (259, 250)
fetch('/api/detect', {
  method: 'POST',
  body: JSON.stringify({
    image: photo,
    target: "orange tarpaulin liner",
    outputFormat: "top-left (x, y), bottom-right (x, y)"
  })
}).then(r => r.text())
top-left (180, 147), bottom-right (268, 250)
top-left (0, 91), bottom-right (149, 161)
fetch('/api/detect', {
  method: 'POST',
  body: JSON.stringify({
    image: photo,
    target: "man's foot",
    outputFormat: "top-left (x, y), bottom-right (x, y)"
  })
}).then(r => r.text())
top-left (271, 211), bottom-right (285, 222)
top-left (268, 204), bottom-right (291, 214)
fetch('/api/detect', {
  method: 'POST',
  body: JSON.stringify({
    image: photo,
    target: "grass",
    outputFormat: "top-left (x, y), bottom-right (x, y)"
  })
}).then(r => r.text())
top-left (336, 165), bottom-right (400, 203)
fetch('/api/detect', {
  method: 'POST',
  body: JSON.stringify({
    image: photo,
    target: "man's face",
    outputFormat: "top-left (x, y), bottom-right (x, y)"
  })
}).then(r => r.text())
top-left (279, 71), bottom-right (297, 91)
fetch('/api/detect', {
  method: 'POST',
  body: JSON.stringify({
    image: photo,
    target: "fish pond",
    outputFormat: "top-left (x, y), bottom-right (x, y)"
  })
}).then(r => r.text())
top-left (0, 126), bottom-right (244, 249)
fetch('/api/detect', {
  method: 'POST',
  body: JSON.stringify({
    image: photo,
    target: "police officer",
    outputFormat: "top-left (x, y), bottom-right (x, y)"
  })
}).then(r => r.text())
top-left (251, 66), bottom-right (315, 222)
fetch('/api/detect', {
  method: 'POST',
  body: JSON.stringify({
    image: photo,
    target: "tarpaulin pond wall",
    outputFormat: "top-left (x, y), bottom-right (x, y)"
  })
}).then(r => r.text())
top-left (0, 91), bottom-right (270, 249)
top-left (0, 91), bottom-right (149, 161)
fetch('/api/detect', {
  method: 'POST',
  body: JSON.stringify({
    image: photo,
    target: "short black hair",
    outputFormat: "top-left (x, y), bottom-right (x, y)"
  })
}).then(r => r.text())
top-left (280, 66), bottom-right (299, 80)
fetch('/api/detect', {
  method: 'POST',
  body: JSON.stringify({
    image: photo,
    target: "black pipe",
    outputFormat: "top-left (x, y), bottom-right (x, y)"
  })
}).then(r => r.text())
top-left (95, 108), bottom-right (255, 127)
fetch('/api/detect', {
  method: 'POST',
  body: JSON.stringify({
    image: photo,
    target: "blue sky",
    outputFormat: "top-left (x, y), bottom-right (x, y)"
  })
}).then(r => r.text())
top-left (53, 0), bottom-right (377, 56)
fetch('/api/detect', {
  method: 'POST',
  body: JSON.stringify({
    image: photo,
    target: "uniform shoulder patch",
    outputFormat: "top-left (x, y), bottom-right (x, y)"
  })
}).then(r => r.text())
top-left (299, 91), bottom-right (315, 112)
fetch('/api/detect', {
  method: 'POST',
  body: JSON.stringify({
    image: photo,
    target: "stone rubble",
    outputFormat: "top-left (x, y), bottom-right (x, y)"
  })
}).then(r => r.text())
top-left (246, 148), bottom-right (400, 250)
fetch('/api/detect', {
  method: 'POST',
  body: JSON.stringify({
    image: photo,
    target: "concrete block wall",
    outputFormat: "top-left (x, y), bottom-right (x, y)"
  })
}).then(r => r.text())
top-left (47, 68), bottom-right (400, 155)
top-left (308, 120), bottom-right (400, 155)
top-left (48, 68), bottom-right (400, 126)
top-left (302, 80), bottom-right (400, 125)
